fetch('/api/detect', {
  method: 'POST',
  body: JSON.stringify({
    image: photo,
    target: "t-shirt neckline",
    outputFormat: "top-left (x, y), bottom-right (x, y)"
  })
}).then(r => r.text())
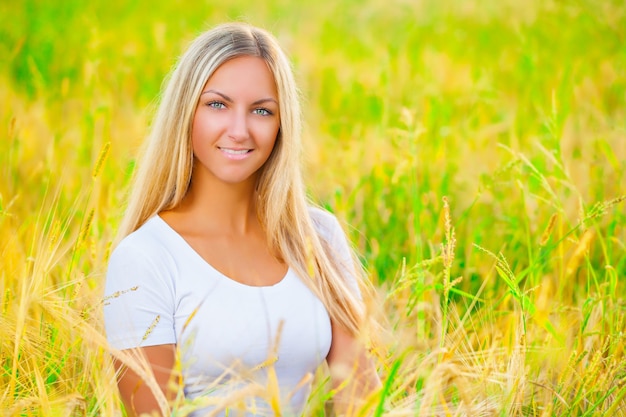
top-left (151, 214), bottom-right (293, 290)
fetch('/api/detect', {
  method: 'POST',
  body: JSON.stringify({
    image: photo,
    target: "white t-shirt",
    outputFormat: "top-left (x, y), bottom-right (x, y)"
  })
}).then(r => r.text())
top-left (103, 207), bottom-right (360, 416)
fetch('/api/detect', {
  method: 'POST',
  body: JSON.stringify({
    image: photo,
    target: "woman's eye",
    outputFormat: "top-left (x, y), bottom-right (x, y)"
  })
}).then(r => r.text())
top-left (253, 108), bottom-right (272, 116)
top-left (207, 101), bottom-right (226, 109)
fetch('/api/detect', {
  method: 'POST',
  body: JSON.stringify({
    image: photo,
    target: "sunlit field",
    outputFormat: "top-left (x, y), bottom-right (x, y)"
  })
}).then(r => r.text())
top-left (1, 0), bottom-right (625, 415)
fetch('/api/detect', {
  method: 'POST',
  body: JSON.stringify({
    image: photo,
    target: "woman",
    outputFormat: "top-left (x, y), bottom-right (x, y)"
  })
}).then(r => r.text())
top-left (104, 22), bottom-right (380, 416)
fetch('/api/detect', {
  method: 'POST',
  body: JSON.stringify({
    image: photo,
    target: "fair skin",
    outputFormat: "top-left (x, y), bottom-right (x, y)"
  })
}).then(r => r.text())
top-left (115, 56), bottom-right (379, 416)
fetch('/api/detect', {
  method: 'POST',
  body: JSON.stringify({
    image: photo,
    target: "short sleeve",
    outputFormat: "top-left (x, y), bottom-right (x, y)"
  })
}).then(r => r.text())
top-left (103, 239), bottom-right (177, 350)
top-left (309, 207), bottom-right (362, 299)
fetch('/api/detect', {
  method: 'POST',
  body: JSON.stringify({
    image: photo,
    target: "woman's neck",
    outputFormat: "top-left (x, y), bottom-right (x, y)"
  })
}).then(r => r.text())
top-left (164, 176), bottom-right (260, 236)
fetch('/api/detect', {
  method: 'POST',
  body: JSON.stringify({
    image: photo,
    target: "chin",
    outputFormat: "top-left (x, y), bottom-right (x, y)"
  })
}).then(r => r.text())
top-left (217, 174), bottom-right (259, 186)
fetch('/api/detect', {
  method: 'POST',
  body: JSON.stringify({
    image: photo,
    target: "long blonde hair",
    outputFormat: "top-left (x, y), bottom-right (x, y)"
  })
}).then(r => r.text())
top-left (116, 22), bottom-right (365, 336)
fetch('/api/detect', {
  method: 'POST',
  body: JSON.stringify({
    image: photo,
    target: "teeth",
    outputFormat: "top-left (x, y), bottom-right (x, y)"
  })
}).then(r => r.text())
top-left (221, 148), bottom-right (249, 155)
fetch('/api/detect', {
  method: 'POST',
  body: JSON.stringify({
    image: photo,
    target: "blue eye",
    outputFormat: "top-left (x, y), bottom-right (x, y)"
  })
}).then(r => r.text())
top-left (207, 101), bottom-right (226, 109)
top-left (253, 108), bottom-right (272, 116)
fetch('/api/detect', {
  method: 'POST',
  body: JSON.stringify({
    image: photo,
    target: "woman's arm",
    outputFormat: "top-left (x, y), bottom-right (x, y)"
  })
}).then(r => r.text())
top-left (114, 344), bottom-right (178, 417)
top-left (326, 323), bottom-right (381, 416)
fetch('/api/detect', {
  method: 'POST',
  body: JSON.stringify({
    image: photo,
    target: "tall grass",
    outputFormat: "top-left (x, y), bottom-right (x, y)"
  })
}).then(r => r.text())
top-left (1, 0), bottom-right (624, 415)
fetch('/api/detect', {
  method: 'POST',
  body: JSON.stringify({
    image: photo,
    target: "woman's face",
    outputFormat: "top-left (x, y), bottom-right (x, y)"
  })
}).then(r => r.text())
top-left (191, 55), bottom-right (280, 188)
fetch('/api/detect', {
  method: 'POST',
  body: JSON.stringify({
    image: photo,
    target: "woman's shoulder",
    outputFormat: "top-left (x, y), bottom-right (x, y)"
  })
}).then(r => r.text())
top-left (307, 205), bottom-right (342, 239)
top-left (110, 216), bottom-right (173, 262)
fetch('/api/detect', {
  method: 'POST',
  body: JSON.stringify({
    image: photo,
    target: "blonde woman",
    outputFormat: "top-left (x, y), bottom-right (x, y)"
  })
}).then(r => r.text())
top-left (104, 22), bottom-right (380, 416)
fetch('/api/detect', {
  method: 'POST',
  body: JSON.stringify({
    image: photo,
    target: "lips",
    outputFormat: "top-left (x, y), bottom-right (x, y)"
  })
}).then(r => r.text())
top-left (218, 146), bottom-right (253, 160)
top-left (219, 147), bottom-right (252, 155)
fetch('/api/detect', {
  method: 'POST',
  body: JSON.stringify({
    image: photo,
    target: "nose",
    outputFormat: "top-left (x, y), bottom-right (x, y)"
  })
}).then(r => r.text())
top-left (227, 109), bottom-right (249, 142)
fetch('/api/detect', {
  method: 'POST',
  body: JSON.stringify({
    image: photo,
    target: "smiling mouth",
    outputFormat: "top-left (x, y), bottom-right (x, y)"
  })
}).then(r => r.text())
top-left (219, 147), bottom-right (252, 155)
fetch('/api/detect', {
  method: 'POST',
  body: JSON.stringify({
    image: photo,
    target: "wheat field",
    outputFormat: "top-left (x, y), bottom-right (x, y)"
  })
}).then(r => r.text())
top-left (1, 0), bottom-right (625, 415)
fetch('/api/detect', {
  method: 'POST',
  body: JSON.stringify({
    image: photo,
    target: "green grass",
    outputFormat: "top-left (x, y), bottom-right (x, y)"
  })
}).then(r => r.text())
top-left (1, 0), bottom-right (625, 415)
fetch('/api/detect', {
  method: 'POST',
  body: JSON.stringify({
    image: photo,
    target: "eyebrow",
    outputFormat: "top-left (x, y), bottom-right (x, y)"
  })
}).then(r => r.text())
top-left (201, 89), bottom-right (278, 106)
